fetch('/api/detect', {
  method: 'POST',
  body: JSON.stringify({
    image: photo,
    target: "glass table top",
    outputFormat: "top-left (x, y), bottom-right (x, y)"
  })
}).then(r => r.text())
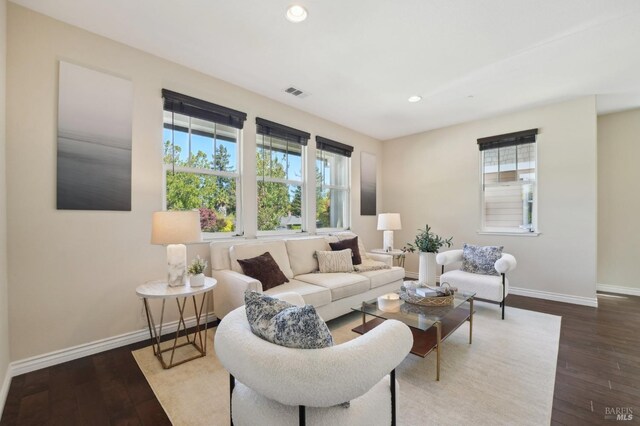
top-left (351, 291), bottom-right (475, 331)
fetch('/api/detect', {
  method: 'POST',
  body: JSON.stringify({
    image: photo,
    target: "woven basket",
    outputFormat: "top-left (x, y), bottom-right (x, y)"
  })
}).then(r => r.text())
top-left (399, 282), bottom-right (455, 306)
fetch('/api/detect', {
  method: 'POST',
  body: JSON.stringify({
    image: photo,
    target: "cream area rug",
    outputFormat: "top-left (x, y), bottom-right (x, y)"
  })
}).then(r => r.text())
top-left (133, 302), bottom-right (561, 425)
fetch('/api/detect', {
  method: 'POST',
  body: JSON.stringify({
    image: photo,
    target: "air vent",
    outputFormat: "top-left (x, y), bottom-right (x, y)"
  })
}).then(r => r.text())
top-left (284, 86), bottom-right (309, 98)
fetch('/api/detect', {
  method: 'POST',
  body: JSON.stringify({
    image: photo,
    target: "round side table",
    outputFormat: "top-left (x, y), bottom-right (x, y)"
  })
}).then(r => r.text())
top-left (136, 277), bottom-right (217, 369)
top-left (370, 249), bottom-right (406, 267)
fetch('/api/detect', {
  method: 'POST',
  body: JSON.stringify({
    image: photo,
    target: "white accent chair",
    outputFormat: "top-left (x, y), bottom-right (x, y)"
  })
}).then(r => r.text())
top-left (436, 250), bottom-right (517, 319)
top-left (214, 292), bottom-right (413, 426)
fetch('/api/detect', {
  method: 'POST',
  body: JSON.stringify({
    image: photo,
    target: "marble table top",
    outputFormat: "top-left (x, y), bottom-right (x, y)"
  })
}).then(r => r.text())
top-left (370, 248), bottom-right (405, 256)
top-left (136, 277), bottom-right (217, 299)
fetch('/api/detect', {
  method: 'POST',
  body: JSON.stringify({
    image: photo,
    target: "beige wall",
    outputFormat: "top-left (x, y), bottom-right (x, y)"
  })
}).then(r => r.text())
top-left (0, 0), bottom-right (10, 408)
top-left (597, 108), bottom-right (640, 290)
top-left (382, 97), bottom-right (598, 301)
top-left (6, 4), bottom-right (382, 361)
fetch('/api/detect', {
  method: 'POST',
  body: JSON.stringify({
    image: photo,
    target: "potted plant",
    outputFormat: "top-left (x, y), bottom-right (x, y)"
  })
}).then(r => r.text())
top-left (406, 225), bottom-right (453, 285)
top-left (188, 255), bottom-right (208, 287)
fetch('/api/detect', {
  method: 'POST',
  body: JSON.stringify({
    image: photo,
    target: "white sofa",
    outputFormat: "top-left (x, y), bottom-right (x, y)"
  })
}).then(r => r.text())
top-left (210, 233), bottom-right (405, 321)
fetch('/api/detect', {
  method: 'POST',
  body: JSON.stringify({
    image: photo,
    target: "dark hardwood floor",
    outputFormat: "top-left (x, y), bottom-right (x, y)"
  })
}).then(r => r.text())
top-left (1, 293), bottom-right (639, 425)
top-left (509, 292), bottom-right (640, 425)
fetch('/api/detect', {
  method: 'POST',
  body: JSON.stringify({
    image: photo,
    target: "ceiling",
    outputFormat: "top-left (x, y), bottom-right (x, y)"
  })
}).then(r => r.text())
top-left (12, 0), bottom-right (640, 140)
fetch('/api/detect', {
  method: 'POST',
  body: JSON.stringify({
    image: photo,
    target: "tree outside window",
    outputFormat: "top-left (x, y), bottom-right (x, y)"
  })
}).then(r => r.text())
top-left (163, 112), bottom-right (240, 234)
top-left (256, 134), bottom-right (304, 232)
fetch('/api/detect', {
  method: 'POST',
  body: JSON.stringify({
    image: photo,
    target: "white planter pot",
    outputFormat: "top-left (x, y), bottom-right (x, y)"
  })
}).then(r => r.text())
top-left (418, 252), bottom-right (437, 286)
top-left (190, 273), bottom-right (205, 287)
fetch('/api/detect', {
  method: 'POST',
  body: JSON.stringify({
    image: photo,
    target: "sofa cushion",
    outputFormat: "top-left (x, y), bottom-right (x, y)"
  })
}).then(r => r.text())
top-left (210, 240), bottom-right (235, 271)
top-left (295, 273), bottom-right (370, 301)
top-left (244, 291), bottom-right (333, 349)
top-left (329, 236), bottom-right (362, 265)
top-left (264, 279), bottom-right (332, 308)
top-left (461, 243), bottom-right (503, 276)
top-left (285, 237), bottom-right (330, 276)
top-left (440, 269), bottom-right (509, 301)
top-left (237, 252), bottom-right (289, 291)
top-left (335, 232), bottom-right (369, 260)
top-left (316, 249), bottom-right (354, 273)
top-left (357, 266), bottom-right (405, 289)
top-left (230, 240), bottom-right (294, 279)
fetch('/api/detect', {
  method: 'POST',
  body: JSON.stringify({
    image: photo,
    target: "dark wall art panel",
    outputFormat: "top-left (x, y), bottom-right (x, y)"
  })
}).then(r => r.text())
top-left (57, 61), bottom-right (133, 211)
top-left (360, 152), bottom-right (377, 216)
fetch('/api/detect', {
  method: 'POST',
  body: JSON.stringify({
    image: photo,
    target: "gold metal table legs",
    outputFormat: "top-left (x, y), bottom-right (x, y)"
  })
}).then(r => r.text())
top-left (142, 291), bottom-right (211, 369)
top-left (469, 297), bottom-right (474, 344)
top-left (435, 321), bottom-right (442, 381)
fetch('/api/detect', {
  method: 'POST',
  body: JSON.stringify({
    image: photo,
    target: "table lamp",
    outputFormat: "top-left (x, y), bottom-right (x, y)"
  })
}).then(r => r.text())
top-left (377, 213), bottom-right (402, 252)
top-left (151, 211), bottom-right (201, 287)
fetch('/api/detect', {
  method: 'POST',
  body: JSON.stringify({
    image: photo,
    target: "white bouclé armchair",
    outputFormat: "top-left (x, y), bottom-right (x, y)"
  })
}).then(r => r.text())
top-left (214, 293), bottom-right (413, 426)
top-left (436, 250), bottom-right (517, 319)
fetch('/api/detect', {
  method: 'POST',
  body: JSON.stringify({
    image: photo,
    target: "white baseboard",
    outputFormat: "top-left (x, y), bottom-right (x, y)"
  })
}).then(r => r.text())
top-left (597, 283), bottom-right (640, 297)
top-left (9, 313), bottom-right (216, 377)
top-left (404, 268), bottom-right (440, 281)
top-left (0, 367), bottom-right (11, 420)
top-left (509, 286), bottom-right (598, 307)
top-left (404, 271), bottom-right (442, 281)
top-left (406, 272), bottom-right (598, 307)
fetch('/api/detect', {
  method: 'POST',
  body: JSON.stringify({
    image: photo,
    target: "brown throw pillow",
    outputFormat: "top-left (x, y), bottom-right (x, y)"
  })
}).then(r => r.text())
top-left (329, 236), bottom-right (362, 265)
top-left (237, 252), bottom-right (289, 291)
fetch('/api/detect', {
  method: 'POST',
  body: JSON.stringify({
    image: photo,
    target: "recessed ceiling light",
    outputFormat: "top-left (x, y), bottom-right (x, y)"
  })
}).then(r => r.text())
top-left (408, 95), bottom-right (422, 103)
top-left (286, 5), bottom-right (308, 23)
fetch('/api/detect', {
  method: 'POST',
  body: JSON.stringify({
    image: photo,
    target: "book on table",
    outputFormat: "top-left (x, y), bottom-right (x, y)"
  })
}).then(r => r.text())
top-left (415, 287), bottom-right (438, 297)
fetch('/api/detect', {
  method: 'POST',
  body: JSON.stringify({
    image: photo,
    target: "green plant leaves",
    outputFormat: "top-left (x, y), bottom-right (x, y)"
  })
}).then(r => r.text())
top-left (405, 224), bottom-right (453, 253)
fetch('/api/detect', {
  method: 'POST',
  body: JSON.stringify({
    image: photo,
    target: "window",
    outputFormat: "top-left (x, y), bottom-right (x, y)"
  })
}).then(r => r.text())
top-left (162, 89), bottom-right (247, 235)
top-left (255, 118), bottom-right (309, 233)
top-left (479, 128), bottom-right (538, 233)
top-left (316, 136), bottom-right (353, 230)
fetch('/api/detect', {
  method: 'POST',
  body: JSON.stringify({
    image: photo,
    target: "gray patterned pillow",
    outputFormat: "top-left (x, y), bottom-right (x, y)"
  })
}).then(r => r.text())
top-left (244, 291), bottom-right (334, 349)
top-left (461, 244), bottom-right (503, 276)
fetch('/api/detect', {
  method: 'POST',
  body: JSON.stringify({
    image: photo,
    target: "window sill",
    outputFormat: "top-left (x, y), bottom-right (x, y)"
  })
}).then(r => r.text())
top-left (202, 232), bottom-right (245, 242)
top-left (477, 230), bottom-right (541, 237)
top-left (256, 231), bottom-right (308, 239)
top-left (316, 228), bottom-right (350, 235)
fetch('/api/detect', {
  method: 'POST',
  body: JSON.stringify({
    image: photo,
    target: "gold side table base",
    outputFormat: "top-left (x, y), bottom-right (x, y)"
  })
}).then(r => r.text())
top-left (142, 292), bottom-right (211, 369)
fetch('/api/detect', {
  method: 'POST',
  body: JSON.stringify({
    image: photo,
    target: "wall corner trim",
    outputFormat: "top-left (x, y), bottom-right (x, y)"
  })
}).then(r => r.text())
top-left (0, 367), bottom-right (11, 420)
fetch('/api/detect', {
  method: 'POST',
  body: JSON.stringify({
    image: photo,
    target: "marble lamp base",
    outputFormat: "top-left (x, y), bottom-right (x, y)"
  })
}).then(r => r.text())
top-left (167, 244), bottom-right (187, 287)
top-left (382, 230), bottom-right (395, 252)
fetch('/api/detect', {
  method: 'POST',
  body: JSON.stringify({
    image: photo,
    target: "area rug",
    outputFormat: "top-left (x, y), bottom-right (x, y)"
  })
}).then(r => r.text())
top-left (132, 302), bottom-right (561, 425)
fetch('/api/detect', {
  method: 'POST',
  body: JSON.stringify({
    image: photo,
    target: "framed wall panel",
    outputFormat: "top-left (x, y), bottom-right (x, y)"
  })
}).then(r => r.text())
top-left (57, 61), bottom-right (133, 211)
top-left (360, 152), bottom-right (376, 216)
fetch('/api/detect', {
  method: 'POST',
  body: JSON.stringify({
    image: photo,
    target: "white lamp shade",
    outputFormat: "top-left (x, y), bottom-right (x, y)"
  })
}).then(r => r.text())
top-left (151, 211), bottom-right (202, 245)
top-left (377, 213), bottom-right (402, 231)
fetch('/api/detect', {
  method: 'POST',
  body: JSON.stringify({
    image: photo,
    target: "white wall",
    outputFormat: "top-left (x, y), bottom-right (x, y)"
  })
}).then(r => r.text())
top-left (597, 108), bottom-right (640, 292)
top-left (6, 4), bottom-right (382, 361)
top-left (0, 0), bottom-right (10, 413)
top-left (382, 97), bottom-right (598, 303)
